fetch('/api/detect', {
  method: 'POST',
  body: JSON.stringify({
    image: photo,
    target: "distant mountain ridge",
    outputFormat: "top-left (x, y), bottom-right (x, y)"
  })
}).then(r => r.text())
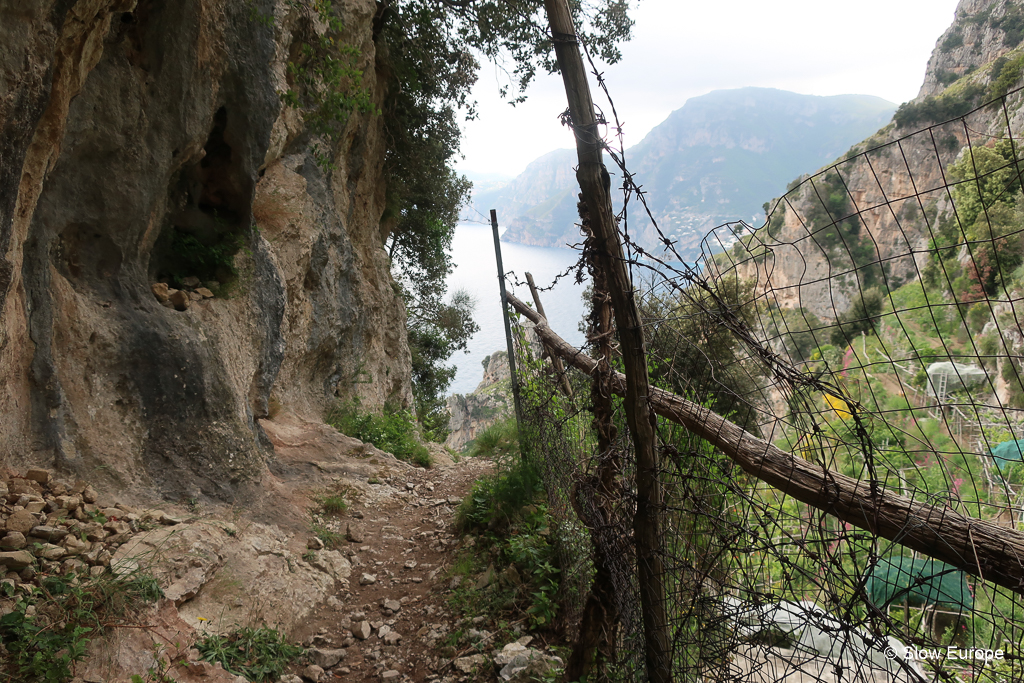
top-left (467, 88), bottom-right (896, 260)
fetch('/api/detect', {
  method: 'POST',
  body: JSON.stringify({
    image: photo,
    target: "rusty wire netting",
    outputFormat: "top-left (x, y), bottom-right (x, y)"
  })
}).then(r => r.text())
top-left (502, 88), bottom-right (1024, 682)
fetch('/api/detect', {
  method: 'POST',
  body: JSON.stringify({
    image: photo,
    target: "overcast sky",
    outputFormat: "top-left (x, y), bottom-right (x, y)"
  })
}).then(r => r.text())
top-left (456, 0), bottom-right (963, 178)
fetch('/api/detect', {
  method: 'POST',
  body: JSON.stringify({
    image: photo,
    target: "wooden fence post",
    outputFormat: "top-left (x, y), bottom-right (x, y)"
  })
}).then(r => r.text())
top-left (540, 2), bottom-right (671, 680)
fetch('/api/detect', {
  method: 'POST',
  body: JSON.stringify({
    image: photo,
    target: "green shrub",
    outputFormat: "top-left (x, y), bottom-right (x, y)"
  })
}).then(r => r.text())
top-left (466, 419), bottom-right (519, 459)
top-left (990, 53), bottom-right (1024, 100)
top-left (326, 400), bottom-right (431, 467)
top-left (457, 427), bottom-right (540, 534)
top-left (196, 627), bottom-right (303, 682)
top-left (940, 28), bottom-right (964, 52)
top-left (1, 571), bottom-right (162, 683)
top-left (893, 83), bottom-right (986, 129)
top-left (994, 5), bottom-right (1024, 47)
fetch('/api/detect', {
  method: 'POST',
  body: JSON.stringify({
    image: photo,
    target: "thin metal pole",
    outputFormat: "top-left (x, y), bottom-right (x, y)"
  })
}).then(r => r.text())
top-left (491, 210), bottom-right (524, 426)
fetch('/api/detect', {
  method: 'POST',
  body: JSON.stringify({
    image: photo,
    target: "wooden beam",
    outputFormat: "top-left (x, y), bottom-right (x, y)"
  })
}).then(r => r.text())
top-left (506, 292), bottom-right (1024, 595)
top-left (525, 272), bottom-right (573, 398)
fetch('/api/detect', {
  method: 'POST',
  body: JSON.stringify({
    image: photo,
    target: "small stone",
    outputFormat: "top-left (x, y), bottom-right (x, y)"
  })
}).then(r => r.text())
top-left (104, 519), bottom-right (130, 535)
top-left (29, 526), bottom-right (68, 543)
top-left (307, 537), bottom-right (325, 550)
top-left (55, 495), bottom-right (81, 511)
top-left (309, 648), bottom-right (346, 669)
top-left (405, 482), bottom-right (415, 491)
top-left (403, 560), bottom-right (417, 569)
top-left (377, 624), bottom-right (391, 638)
top-left (189, 291), bottom-right (202, 301)
top-left (25, 468), bottom-right (51, 484)
top-left (383, 631), bottom-right (402, 645)
top-left (381, 670), bottom-right (400, 680)
top-left (301, 664), bottom-right (324, 682)
top-left (346, 524), bottom-right (365, 543)
top-left (353, 621), bottom-right (372, 640)
top-left (169, 289), bottom-right (190, 311)
top-left (61, 558), bottom-right (86, 574)
top-left (62, 535), bottom-right (89, 556)
top-left (111, 558), bottom-right (138, 577)
top-left (0, 551), bottom-right (34, 570)
top-left (370, 620), bottom-right (384, 630)
top-left (89, 565), bottom-right (105, 578)
top-left (383, 599), bottom-right (401, 613)
top-left (8, 479), bottom-right (41, 496)
top-left (474, 565), bottom-right (494, 590)
top-left (0, 533), bottom-right (26, 550)
top-left (81, 486), bottom-right (98, 504)
top-left (35, 543), bottom-right (66, 561)
top-left (495, 642), bottom-right (529, 667)
top-left (181, 276), bottom-right (201, 288)
top-left (23, 500), bottom-right (46, 514)
top-left (151, 282), bottom-right (171, 303)
top-left (81, 522), bottom-right (105, 542)
top-left (196, 287), bottom-right (215, 299)
top-left (359, 573), bottom-right (376, 586)
top-left (453, 654), bottom-right (487, 674)
top-left (5, 511), bottom-right (39, 534)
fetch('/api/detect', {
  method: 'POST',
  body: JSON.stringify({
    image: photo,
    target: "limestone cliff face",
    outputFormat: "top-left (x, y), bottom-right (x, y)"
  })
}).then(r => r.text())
top-left (919, 0), bottom-right (1024, 98)
top-left (724, 0), bottom-right (1024, 320)
top-left (0, 0), bottom-right (412, 501)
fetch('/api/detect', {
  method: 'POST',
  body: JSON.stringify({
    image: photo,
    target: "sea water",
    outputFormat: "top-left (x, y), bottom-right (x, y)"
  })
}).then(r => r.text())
top-left (445, 223), bottom-right (588, 395)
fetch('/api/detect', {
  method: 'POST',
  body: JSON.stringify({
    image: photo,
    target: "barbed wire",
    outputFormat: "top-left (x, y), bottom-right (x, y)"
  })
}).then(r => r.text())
top-left (501, 29), bottom-right (1024, 681)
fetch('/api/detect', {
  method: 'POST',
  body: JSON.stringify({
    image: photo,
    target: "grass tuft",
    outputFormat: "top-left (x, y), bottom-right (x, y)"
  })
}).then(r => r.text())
top-left (196, 626), bottom-right (303, 682)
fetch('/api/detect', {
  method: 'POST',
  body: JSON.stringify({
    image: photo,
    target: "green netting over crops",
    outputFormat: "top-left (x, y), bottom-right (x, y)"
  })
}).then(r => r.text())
top-left (991, 439), bottom-right (1024, 470)
top-left (866, 556), bottom-right (974, 611)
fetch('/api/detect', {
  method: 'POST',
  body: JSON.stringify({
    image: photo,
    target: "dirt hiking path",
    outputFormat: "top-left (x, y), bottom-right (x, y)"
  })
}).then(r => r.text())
top-left (287, 453), bottom-right (495, 683)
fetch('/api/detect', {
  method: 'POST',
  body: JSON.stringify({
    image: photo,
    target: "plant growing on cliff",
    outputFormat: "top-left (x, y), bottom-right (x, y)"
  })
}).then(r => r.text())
top-left (279, 0), bottom-right (378, 169)
top-left (1, 570), bottom-right (162, 683)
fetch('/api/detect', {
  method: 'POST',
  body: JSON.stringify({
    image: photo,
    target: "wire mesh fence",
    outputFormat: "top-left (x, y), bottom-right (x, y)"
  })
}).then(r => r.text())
top-left (503, 88), bottom-right (1024, 682)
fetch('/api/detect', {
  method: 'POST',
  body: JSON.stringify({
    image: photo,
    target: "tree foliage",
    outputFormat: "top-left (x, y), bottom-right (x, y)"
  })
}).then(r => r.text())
top-left (640, 277), bottom-right (762, 434)
top-left (408, 288), bottom-right (479, 439)
top-left (947, 140), bottom-right (1024, 295)
top-left (374, 0), bottom-right (634, 432)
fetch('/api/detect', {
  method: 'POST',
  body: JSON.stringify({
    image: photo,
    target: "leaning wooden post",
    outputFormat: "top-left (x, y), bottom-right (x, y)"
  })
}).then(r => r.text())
top-left (541, 2), bottom-right (671, 680)
top-left (490, 210), bottom-right (525, 429)
top-left (525, 272), bottom-right (573, 397)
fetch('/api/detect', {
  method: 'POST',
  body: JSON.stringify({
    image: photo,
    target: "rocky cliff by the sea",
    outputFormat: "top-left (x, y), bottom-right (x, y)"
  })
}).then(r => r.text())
top-left (721, 0), bottom-right (1024, 320)
top-left (471, 89), bottom-right (896, 261)
top-left (445, 351), bottom-right (513, 452)
top-left (0, 0), bottom-right (411, 503)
